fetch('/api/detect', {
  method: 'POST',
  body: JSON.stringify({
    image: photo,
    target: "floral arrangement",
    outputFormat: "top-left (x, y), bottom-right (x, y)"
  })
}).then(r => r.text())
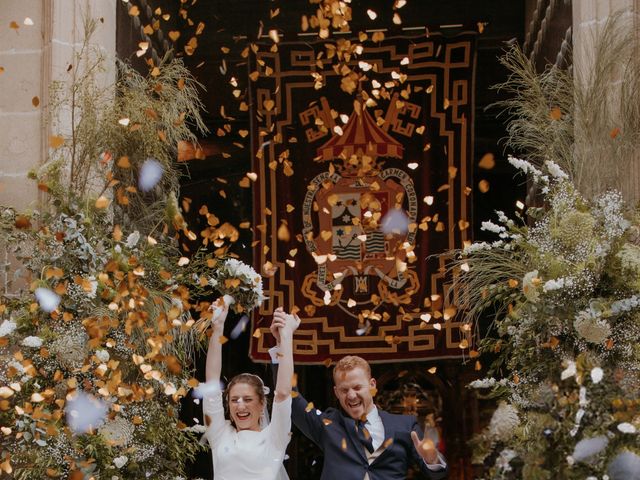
top-left (0, 19), bottom-right (214, 479)
top-left (0, 209), bottom-right (203, 479)
top-left (459, 158), bottom-right (640, 479)
top-left (454, 13), bottom-right (640, 480)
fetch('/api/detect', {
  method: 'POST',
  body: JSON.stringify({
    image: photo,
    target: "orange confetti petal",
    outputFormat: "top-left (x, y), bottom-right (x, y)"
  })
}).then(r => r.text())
top-left (49, 135), bottom-right (64, 149)
top-left (478, 153), bottom-right (495, 169)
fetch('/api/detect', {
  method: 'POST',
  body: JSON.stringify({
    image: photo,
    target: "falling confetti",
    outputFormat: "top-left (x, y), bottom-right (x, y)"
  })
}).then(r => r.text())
top-left (381, 208), bottom-right (410, 235)
top-left (192, 380), bottom-right (223, 399)
top-left (34, 287), bottom-right (61, 312)
top-left (230, 315), bottom-right (250, 339)
top-left (65, 391), bottom-right (108, 434)
top-left (478, 153), bottom-right (495, 169)
top-left (138, 158), bottom-right (164, 192)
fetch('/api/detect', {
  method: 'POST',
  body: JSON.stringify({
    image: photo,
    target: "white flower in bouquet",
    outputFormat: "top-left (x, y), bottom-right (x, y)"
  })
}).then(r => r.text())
top-left (50, 329), bottom-right (89, 370)
top-left (0, 320), bottom-right (17, 338)
top-left (544, 160), bottom-right (569, 180)
top-left (100, 416), bottom-right (135, 446)
top-left (85, 275), bottom-right (98, 298)
top-left (488, 401), bottom-right (520, 442)
top-left (469, 378), bottom-right (496, 389)
top-left (495, 449), bottom-right (517, 472)
top-left (543, 277), bottom-right (573, 292)
top-left (463, 241), bottom-right (491, 254)
top-left (126, 230), bottom-right (141, 249)
top-left (522, 270), bottom-right (540, 302)
top-left (616, 243), bottom-right (640, 272)
top-left (574, 311), bottom-right (611, 344)
top-left (21, 336), bottom-right (43, 348)
top-left (480, 221), bottom-right (504, 234)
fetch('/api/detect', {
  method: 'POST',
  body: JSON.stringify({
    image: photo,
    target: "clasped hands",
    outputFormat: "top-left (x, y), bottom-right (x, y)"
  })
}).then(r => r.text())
top-left (270, 307), bottom-right (300, 342)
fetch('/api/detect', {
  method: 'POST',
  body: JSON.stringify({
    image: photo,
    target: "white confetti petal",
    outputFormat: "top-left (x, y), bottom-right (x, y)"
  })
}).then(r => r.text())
top-left (34, 287), bottom-right (61, 313)
top-left (323, 290), bottom-right (331, 305)
top-left (617, 422), bottom-right (637, 434)
top-left (192, 380), bottom-right (223, 399)
top-left (590, 367), bottom-right (603, 384)
top-left (230, 315), bottom-right (250, 339)
top-left (608, 451), bottom-right (640, 479)
top-left (561, 361), bottom-right (576, 380)
top-left (572, 436), bottom-right (608, 462)
top-left (138, 158), bottom-right (164, 192)
top-left (381, 208), bottom-right (409, 235)
top-left (65, 391), bottom-right (108, 434)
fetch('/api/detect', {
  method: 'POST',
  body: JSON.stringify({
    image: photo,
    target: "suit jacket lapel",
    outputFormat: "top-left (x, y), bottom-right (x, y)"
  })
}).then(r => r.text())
top-left (372, 409), bottom-right (396, 464)
top-left (342, 415), bottom-right (368, 463)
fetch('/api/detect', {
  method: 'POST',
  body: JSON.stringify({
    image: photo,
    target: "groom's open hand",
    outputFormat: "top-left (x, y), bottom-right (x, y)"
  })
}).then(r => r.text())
top-left (411, 431), bottom-right (438, 464)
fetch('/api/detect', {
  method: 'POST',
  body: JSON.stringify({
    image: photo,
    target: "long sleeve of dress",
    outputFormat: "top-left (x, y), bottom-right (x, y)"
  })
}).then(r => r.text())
top-left (268, 395), bottom-right (292, 456)
top-left (203, 390), bottom-right (228, 447)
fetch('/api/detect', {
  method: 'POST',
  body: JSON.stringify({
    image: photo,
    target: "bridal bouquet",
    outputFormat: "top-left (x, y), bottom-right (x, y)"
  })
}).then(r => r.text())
top-left (193, 257), bottom-right (265, 335)
top-left (207, 258), bottom-right (265, 313)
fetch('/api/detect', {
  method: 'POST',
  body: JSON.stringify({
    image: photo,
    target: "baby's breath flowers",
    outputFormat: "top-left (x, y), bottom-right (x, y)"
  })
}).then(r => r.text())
top-left (454, 156), bottom-right (640, 478)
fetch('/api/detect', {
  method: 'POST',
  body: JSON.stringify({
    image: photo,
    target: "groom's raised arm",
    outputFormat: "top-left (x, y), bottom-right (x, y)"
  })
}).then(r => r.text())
top-left (269, 317), bottom-right (325, 449)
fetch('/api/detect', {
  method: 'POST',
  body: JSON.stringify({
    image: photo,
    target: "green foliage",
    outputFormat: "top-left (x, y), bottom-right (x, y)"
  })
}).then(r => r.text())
top-left (456, 13), bottom-right (640, 480)
top-left (36, 17), bottom-right (206, 236)
top-left (0, 17), bottom-right (210, 480)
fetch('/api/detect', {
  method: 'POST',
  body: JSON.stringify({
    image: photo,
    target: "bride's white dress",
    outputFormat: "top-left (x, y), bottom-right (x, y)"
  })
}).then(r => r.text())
top-left (203, 391), bottom-right (292, 480)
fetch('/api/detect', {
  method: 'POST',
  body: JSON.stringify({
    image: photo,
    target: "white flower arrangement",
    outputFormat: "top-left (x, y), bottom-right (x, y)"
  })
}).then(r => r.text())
top-left (21, 336), bottom-right (43, 348)
top-left (0, 320), bottom-right (17, 338)
top-left (488, 402), bottom-right (520, 442)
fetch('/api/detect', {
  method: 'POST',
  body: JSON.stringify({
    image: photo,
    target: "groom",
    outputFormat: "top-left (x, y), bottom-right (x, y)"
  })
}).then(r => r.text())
top-left (270, 316), bottom-right (448, 480)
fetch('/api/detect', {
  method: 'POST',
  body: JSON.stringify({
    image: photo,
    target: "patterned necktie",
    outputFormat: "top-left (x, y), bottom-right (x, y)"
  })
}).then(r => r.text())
top-left (355, 419), bottom-right (374, 453)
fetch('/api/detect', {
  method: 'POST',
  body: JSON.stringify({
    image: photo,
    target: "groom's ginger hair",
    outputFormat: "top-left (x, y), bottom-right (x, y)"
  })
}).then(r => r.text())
top-left (333, 355), bottom-right (372, 382)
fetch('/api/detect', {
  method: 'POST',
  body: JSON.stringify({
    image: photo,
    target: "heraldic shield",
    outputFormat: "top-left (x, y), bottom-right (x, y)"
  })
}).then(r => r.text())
top-left (302, 171), bottom-right (420, 318)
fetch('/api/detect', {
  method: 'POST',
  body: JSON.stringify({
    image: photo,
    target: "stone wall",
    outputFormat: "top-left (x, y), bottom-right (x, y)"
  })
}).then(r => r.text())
top-left (0, 0), bottom-right (116, 293)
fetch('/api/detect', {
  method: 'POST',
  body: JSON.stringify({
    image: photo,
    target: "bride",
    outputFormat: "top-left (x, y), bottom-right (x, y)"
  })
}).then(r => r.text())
top-left (203, 298), bottom-right (299, 480)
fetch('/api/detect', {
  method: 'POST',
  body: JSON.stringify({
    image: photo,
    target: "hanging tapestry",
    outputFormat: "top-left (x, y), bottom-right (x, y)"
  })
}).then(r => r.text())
top-left (248, 31), bottom-right (476, 364)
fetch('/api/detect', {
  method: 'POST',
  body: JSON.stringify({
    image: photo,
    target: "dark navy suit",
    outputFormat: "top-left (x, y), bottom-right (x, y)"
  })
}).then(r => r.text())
top-left (291, 389), bottom-right (448, 480)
